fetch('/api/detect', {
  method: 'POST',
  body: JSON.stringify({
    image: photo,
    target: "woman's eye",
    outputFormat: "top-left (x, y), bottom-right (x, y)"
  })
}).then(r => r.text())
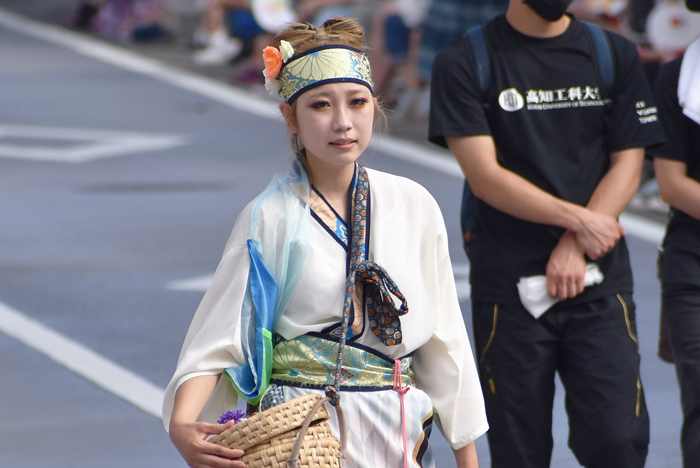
top-left (311, 101), bottom-right (329, 109)
top-left (351, 98), bottom-right (368, 106)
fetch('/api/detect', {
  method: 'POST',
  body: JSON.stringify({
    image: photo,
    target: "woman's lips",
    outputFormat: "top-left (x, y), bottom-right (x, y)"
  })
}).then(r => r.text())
top-left (330, 138), bottom-right (356, 148)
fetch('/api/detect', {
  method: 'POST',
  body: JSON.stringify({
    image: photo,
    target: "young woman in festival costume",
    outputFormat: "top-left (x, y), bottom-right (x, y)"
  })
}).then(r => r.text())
top-left (163, 17), bottom-right (487, 468)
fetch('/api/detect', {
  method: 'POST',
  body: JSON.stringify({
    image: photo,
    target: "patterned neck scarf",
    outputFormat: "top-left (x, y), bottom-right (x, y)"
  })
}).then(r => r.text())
top-left (339, 167), bottom-right (408, 347)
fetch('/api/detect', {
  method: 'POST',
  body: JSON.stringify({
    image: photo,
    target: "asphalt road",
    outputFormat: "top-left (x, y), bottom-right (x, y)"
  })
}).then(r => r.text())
top-left (0, 9), bottom-right (683, 468)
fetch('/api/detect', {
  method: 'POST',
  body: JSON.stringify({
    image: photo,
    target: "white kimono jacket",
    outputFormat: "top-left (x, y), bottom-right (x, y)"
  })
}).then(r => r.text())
top-left (162, 167), bottom-right (487, 464)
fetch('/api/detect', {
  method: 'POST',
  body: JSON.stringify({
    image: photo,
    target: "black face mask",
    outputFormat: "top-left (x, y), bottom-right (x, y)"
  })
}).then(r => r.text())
top-left (524, 0), bottom-right (574, 22)
top-left (687, 0), bottom-right (700, 12)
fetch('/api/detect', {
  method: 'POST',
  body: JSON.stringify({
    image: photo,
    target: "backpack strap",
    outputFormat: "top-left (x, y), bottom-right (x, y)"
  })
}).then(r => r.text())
top-left (581, 21), bottom-right (615, 102)
top-left (466, 25), bottom-right (491, 94)
top-left (460, 25), bottom-right (491, 254)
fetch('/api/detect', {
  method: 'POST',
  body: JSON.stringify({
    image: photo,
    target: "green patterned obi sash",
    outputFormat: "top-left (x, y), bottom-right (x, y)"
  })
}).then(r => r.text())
top-left (271, 333), bottom-right (414, 391)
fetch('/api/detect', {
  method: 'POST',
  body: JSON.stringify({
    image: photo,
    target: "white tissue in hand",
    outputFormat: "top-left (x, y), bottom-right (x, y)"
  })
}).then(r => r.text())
top-left (517, 264), bottom-right (604, 319)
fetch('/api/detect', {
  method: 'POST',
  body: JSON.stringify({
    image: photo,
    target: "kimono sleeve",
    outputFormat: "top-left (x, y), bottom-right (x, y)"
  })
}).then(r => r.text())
top-left (161, 208), bottom-right (253, 431)
top-left (411, 203), bottom-right (488, 449)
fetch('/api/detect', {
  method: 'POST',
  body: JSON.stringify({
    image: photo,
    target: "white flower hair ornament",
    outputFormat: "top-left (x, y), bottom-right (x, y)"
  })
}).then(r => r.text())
top-left (262, 40), bottom-right (294, 97)
top-left (279, 40), bottom-right (294, 62)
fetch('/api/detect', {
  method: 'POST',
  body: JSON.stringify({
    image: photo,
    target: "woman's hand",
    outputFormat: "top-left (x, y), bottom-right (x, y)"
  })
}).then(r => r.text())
top-left (169, 419), bottom-right (244, 468)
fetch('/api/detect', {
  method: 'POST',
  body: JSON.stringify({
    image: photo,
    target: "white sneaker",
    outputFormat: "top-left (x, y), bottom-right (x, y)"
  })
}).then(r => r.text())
top-left (194, 36), bottom-right (243, 65)
top-left (191, 28), bottom-right (211, 48)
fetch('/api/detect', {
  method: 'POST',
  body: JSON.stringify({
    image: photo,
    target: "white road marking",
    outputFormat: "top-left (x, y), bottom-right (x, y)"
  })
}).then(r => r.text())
top-left (166, 274), bottom-right (216, 292)
top-left (451, 263), bottom-right (472, 301)
top-left (369, 135), bottom-right (463, 178)
top-left (0, 124), bottom-right (187, 163)
top-left (455, 279), bottom-right (471, 302)
top-left (0, 300), bottom-right (164, 418)
top-left (619, 212), bottom-right (665, 246)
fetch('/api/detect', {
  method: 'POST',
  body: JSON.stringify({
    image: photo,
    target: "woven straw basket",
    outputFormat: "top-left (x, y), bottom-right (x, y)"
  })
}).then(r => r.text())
top-left (210, 393), bottom-right (343, 468)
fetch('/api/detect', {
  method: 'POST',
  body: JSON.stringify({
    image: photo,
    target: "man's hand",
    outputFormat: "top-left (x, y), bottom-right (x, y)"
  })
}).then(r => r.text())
top-left (573, 210), bottom-right (625, 259)
top-left (169, 419), bottom-right (244, 468)
top-left (546, 231), bottom-right (587, 300)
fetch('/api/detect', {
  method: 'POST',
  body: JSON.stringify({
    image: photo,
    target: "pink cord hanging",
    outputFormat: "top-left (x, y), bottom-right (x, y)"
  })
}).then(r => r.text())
top-left (394, 358), bottom-right (410, 468)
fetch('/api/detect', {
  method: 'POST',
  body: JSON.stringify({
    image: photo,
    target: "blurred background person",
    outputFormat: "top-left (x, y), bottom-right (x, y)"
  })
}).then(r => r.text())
top-left (190, 0), bottom-right (250, 66)
top-left (367, 0), bottom-right (429, 119)
top-left (416, 0), bottom-right (509, 120)
top-left (650, 0), bottom-right (700, 465)
top-left (419, 0), bottom-right (508, 83)
top-left (192, 0), bottom-right (358, 83)
top-left (296, 0), bottom-right (355, 24)
top-left (67, 0), bottom-right (103, 30)
top-left (68, 0), bottom-right (172, 43)
top-left (622, 1), bottom-right (700, 215)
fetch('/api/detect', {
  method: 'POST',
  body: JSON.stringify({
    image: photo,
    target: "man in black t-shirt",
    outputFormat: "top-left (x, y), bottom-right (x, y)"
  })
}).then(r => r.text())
top-left (429, 0), bottom-right (665, 467)
top-left (649, 1), bottom-right (700, 463)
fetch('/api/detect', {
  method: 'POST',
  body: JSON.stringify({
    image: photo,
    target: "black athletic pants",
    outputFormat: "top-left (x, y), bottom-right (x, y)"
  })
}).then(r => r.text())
top-left (472, 294), bottom-right (649, 468)
top-left (663, 285), bottom-right (700, 468)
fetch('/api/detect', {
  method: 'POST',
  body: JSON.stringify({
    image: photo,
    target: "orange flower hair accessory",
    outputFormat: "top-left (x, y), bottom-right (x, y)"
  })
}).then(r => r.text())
top-left (262, 40), bottom-right (294, 97)
top-left (262, 46), bottom-right (282, 79)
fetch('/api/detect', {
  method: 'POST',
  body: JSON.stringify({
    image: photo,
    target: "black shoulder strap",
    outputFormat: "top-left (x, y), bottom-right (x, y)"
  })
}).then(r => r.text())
top-left (466, 25), bottom-right (491, 94)
top-left (581, 21), bottom-right (615, 93)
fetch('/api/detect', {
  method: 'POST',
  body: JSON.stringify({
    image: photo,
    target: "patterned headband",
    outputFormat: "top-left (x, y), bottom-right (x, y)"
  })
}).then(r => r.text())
top-left (262, 43), bottom-right (374, 104)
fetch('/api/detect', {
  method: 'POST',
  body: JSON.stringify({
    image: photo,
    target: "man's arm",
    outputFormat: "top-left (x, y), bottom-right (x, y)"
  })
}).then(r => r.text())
top-left (586, 147), bottom-right (644, 216)
top-left (655, 157), bottom-right (700, 220)
top-left (445, 135), bottom-right (625, 259)
top-left (546, 147), bottom-right (644, 300)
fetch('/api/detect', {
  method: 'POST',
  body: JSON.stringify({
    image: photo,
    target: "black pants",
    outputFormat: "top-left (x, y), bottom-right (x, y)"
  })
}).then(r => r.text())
top-left (663, 285), bottom-right (700, 468)
top-left (473, 294), bottom-right (649, 468)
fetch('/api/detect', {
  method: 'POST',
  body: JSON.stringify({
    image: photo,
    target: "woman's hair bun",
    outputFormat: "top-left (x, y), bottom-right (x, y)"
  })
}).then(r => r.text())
top-left (320, 16), bottom-right (365, 44)
top-left (274, 16), bottom-right (366, 54)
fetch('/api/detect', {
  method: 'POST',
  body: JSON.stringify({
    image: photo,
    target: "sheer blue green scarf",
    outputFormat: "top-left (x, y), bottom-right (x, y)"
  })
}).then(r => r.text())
top-left (224, 159), bottom-right (311, 405)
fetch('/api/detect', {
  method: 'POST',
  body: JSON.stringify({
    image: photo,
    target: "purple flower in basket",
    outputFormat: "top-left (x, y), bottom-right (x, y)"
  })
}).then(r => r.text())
top-left (218, 409), bottom-right (246, 425)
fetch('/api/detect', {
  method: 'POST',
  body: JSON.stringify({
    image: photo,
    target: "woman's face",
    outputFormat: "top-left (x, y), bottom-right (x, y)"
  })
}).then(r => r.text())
top-left (287, 82), bottom-right (375, 175)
